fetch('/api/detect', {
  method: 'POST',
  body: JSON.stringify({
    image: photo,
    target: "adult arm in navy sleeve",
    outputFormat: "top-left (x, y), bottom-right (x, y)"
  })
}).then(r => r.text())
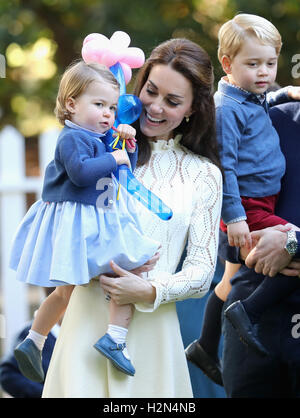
top-left (0, 325), bottom-right (43, 398)
top-left (267, 86), bottom-right (300, 107)
top-left (0, 324), bottom-right (57, 398)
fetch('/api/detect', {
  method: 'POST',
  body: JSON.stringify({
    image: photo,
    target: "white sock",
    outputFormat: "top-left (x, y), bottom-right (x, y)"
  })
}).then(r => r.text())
top-left (26, 329), bottom-right (47, 351)
top-left (107, 324), bottom-right (130, 359)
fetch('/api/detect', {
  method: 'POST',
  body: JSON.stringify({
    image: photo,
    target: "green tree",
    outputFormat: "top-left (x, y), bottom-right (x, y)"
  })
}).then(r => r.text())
top-left (0, 0), bottom-right (299, 135)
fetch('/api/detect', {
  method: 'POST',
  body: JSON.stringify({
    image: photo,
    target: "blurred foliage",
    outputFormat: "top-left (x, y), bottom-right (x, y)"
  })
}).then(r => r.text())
top-left (0, 0), bottom-right (299, 136)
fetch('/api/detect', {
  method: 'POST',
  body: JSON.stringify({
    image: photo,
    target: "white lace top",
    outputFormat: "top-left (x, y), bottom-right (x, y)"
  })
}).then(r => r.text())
top-left (133, 135), bottom-right (223, 312)
top-left (42, 135), bottom-right (223, 399)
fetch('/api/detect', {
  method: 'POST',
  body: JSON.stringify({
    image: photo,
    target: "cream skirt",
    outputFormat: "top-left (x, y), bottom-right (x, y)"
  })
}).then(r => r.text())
top-left (42, 280), bottom-right (193, 398)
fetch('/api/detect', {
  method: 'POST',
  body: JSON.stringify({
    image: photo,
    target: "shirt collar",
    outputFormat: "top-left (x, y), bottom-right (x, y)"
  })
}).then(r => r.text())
top-left (150, 134), bottom-right (182, 152)
top-left (65, 120), bottom-right (106, 139)
top-left (218, 77), bottom-right (266, 105)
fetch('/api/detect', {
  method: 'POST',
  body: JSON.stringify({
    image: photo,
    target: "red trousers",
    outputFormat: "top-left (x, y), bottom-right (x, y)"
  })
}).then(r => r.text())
top-left (220, 194), bottom-right (288, 233)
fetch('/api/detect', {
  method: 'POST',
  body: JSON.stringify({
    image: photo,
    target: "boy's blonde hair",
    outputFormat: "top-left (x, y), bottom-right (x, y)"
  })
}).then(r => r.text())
top-left (217, 13), bottom-right (282, 63)
top-left (55, 60), bottom-right (120, 125)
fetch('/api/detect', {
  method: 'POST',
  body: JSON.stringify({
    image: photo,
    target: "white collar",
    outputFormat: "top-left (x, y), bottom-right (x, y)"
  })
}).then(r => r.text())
top-left (222, 77), bottom-right (266, 102)
top-left (65, 120), bottom-right (106, 138)
top-left (150, 134), bottom-right (182, 151)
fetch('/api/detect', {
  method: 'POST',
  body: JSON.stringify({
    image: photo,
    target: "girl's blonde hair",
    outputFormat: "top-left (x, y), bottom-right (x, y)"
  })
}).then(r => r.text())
top-left (217, 13), bottom-right (282, 63)
top-left (55, 60), bottom-right (120, 125)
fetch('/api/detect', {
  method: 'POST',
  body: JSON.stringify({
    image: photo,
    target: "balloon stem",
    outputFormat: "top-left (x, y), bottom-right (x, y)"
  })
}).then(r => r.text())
top-left (112, 134), bottom-right (120, 149)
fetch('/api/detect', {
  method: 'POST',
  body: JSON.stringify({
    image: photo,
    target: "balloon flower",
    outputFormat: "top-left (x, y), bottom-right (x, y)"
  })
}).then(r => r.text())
top-left (82, 31), bottom-right (173, 221)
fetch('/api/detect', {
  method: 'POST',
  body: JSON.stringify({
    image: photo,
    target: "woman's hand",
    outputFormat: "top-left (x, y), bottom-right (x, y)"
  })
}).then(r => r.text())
top-left (99, 260), bottom-right (156, 305)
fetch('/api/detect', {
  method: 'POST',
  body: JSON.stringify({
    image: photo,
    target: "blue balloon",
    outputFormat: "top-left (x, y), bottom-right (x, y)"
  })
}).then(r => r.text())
top-left (115, 167), bottom-right (173, 221)
top-left (117, 94), bottom-right (143, 125)
top-left (108, 63), bottom-right (173, 221)
top-left (110, 62), bottom-right (126, 95)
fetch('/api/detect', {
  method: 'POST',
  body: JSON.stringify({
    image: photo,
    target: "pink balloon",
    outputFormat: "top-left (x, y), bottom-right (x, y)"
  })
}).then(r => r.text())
top-left (81, 31), bottom-right (145, 75)
top-left (82, 41), bottom-right (106, 64)
top-left (120, 47), bottom-right (145, 68)
top-left (83, 33), bottom-right (110, 46)
top-left (120, 62), bottom-right (132, 84)
top-left (110, 31), bottom-right (131, 49)
top-left (100, 50), bottom-right (119, 67)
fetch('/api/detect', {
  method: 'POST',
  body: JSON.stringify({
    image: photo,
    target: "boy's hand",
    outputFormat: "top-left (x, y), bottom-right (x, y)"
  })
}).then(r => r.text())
top-left (114, 124), bottom-right (137, 153)
top-left (287, 86), bottom-right (300, 100)
top-left (227, 220), bottom-right (251, 248)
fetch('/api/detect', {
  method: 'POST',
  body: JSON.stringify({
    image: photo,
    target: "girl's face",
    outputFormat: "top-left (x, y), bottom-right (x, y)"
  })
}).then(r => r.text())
top-left (66, 79), bottom-right (119, 134)
top-left (139, 64), bottom-right (194, 141)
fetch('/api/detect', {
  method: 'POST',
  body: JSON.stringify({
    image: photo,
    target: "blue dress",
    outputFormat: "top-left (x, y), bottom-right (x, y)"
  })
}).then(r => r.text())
top-left (9, 122), bottom-right (159, 287)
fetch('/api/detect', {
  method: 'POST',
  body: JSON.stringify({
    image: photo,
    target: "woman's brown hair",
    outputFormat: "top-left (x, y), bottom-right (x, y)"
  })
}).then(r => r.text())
top-left (133, 38), bottom-right (222, 172)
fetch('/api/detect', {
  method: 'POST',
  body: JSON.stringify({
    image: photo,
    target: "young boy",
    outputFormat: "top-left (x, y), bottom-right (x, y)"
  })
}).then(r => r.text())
top-left (186, 13), bottom-right (300, 385)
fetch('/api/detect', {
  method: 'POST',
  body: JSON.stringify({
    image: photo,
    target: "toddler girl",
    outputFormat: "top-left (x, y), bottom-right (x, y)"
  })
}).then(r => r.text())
top-left (11, 60), bottom-right (159, 381)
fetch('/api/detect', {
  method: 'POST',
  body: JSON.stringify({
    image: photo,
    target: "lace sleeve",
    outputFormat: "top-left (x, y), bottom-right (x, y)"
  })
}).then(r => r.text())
top-left (135, 162), bottom-right (223, 312)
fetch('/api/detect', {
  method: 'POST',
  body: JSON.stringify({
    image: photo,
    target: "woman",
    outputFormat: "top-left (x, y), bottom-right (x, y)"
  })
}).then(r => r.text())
top-left (42, 38), bottom-right (223, 398)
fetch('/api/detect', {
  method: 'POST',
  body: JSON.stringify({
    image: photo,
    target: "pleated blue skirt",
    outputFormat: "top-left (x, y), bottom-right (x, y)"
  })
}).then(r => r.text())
top-left (9, 185), bottom-right (159, 287)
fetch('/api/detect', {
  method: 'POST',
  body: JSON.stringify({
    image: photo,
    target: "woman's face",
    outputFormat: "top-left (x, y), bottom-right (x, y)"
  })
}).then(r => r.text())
top-left (139, 64), bottom-right (193, 140)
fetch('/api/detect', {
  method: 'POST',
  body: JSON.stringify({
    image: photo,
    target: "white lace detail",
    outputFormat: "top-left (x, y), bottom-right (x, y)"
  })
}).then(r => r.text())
top-left (150, 134), bottom-right (182, 151)
top-left (133, 138), bottom-right (223, 312)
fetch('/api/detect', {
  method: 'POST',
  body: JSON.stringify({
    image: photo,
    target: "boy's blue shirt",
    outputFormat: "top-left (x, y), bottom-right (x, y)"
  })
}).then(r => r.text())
top-left (42, 124), bottom-right (138, 206)
top-left (215, 78), bottom-right (287, 224)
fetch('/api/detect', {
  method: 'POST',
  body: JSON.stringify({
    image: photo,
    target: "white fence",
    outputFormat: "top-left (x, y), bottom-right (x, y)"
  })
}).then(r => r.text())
top-left (0, 125), bottom-right (58, 353)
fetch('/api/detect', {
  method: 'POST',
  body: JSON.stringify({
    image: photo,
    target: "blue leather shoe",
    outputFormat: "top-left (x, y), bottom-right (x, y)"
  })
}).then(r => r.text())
top-left (94, 333), bottom-right (135, 376)
top-left (14, 339), bottom-right (44, 382)
top-left (224, 300), bottom-right (269, 357)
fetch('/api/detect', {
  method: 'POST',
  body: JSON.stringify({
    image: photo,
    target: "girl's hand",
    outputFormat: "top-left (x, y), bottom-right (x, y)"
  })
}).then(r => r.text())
top-left (111, 149), bottom-right (131, 167)
top-left (125, 139), bottom-right (137, 153)
top-left (115, 124), bottom-right (136, 140)
top-left (114, 124), bottom-right (137, 153)
top-left (130, 247), bottom-right (161, 277)
top-left (227, 220), bottom-right (251, 248)
top-left (99, 260), bottom-right (156, 305)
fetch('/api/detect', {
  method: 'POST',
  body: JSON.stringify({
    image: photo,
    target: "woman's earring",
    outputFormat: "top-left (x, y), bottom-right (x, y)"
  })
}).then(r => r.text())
top-left (185, 116), bottom-right (190, 123)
